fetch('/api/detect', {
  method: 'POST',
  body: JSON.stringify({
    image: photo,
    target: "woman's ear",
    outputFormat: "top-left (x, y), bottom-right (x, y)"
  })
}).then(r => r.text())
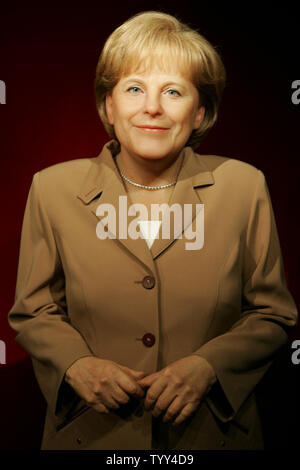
top-left (105, 94), bottom-right (114, 125)
top-left (193, 105), bottom-right (205, 130)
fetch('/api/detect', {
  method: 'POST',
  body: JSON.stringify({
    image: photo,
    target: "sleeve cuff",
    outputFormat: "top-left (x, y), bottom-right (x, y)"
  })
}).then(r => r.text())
top-left (205, 379), bottom-right (235, 423)
top-left (54, 353), bottom-right (95, 417)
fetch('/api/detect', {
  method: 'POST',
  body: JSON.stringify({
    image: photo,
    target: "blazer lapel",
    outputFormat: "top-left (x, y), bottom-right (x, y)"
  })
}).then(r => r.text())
top-left (77, 140), bottom-right (215, 271)
top-left (150, 146), bottom-right (215, 259)
top-left (77, 140), bottom-right (155, 271)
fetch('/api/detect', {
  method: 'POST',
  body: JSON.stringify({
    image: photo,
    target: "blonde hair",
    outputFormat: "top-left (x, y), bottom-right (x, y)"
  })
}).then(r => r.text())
top-left (94, 11), bottom-right (226, 148)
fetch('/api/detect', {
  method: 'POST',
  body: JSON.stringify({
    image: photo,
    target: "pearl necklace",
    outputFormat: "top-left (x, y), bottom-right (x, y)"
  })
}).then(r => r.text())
top-left (119, 171), bottom-right (177, 190)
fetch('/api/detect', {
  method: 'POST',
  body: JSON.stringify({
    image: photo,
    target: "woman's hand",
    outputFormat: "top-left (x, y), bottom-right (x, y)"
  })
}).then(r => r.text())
top-left (65, 356), bottom-right (146, 413)
top-left (137, 355), bottom-right (217, 425)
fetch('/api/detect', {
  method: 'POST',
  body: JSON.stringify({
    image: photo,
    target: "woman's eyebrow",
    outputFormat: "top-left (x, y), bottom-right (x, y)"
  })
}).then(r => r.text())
top-left (122, 77), bottom-right (187, 89)
top-left (122, 77), bottom-right (145, 86)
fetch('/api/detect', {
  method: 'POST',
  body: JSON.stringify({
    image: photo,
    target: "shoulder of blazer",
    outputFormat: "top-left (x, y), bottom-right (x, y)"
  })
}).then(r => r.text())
top-left (195, 152), bottom-right (261, 176)
top-left (194, 152), bottom-right (263, 186)
top-left (38, 156), bottom-right (96, 178)
top-left (35, 156), bottom-right (98, 196)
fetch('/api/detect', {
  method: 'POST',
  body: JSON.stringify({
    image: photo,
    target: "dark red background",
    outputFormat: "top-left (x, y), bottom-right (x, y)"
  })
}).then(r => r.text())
top-left (0, 4), bottom-right (299, 450)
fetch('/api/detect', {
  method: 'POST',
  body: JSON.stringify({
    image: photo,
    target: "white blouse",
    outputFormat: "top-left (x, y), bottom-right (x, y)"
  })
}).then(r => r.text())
top-left (137, 220), bottom-right (162, 249)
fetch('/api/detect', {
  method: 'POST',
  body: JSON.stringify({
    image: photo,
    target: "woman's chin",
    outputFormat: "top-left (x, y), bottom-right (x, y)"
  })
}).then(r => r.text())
top-left (134, 152), bottom-right (172, 162)
top-left (131, 142), bottom-right (177, 161)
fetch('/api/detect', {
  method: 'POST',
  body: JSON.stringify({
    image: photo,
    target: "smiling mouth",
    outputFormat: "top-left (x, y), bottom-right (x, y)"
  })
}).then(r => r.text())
top-left (136, 126), bottom-right (169, 131)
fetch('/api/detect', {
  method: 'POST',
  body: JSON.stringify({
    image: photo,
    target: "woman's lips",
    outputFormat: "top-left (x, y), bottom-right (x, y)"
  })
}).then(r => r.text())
top-left (136, 126), bottom-right (169, 132)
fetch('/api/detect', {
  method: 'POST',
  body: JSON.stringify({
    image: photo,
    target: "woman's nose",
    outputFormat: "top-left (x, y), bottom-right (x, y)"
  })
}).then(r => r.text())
top-left (143, 91), bottom-right (163, 115)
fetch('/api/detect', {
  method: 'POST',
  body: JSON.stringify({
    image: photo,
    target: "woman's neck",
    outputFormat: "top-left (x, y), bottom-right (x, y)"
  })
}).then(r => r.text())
top-left (114, 147), bottom-right (185, 187)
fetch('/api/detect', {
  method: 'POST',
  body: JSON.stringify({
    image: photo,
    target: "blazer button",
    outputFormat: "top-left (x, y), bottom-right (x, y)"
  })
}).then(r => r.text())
top-left (142, 333), bottom-right (156, 347)
top-left (142, 276), bottom-right (155, 289)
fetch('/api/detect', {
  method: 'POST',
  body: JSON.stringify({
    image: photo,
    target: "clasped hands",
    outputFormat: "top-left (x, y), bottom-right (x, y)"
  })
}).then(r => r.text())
top-left (65, 355), bottom-right (217, 426)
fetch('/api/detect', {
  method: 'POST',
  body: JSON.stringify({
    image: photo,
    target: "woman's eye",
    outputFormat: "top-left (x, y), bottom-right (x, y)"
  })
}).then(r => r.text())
top-left (166, 89), bottom-right (180, 97)
top-left (128, 86), bottom-right (142, 94)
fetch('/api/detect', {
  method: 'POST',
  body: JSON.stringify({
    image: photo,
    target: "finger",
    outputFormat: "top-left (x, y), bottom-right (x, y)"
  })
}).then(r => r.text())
top-left (171, 402), bottom-right (199, 426)
top-left (144, 377), bottom-right (168, 411)
top-left (111, 385), bottom-right (131, 405)
top-left (100, 393), bottom-right (121, 410)
top-left (150, 389), bottom-right (177, 418)
top-left (117, 371), bottom-right (146, 398)
top-left (95, 384), bottom-right (122, 410)
top-left (118, 365), bottom-right (145, 377)
top-left (137, 372), bottom-right (160, 388)
top-left (161, 395), bottom-right (184, 423)
top-left (91, 402), bottom-right (110, 414)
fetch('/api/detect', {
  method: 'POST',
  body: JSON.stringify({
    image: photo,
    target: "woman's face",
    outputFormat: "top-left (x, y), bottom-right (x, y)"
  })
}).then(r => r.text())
top-left (105, 65), bottom-right (205, 163)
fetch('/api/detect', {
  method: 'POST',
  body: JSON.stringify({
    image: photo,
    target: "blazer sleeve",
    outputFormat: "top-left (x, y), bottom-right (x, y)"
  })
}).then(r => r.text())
top-left (192, 169), bottom-right (298, 422)
top-left (8, 172), bottom-right (94, 418)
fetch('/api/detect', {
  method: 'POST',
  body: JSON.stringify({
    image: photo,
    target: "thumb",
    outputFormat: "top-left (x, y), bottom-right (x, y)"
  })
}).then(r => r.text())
top-left (119, 364), bottom-right (145, 377)
top-left (136, 372), bottom-right (159, 387)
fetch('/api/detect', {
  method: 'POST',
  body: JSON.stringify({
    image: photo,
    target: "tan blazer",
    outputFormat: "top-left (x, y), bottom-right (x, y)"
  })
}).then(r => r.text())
top-left (8, 140), bottom-right (298, 450)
